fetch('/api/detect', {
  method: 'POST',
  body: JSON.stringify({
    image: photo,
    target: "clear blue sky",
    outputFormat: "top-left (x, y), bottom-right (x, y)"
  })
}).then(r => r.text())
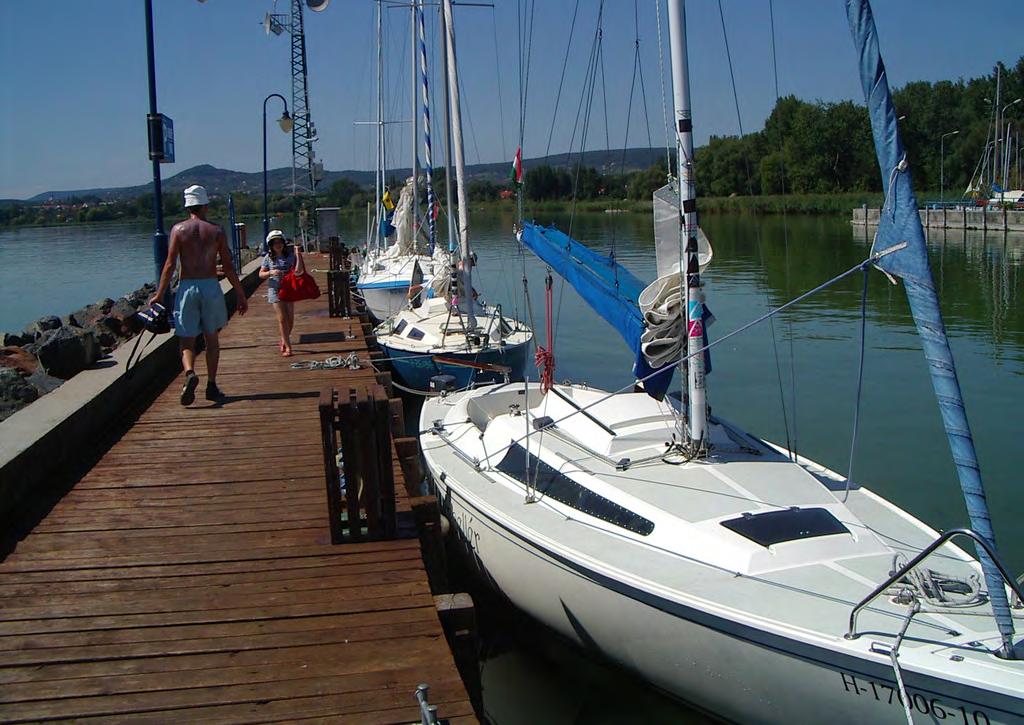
top-left (0, 1), bottom-right (1020, 200)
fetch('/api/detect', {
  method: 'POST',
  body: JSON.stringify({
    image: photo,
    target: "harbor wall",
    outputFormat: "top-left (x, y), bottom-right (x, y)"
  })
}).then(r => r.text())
top-left (852, 206), bottom-right (1024, 232)
top-left (0, 258), bottom-right (263, 527)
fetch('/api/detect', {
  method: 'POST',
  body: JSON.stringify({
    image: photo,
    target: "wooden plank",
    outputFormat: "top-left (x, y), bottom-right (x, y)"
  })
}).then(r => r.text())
top-left (0, 671), bottom-right (470, 722)
top-left (0, 269), bottom-right (475, 722)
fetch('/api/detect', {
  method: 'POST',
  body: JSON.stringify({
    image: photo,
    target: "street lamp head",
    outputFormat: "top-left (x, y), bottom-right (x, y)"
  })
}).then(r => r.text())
top-left (278, 111), bottom-right (294, 134)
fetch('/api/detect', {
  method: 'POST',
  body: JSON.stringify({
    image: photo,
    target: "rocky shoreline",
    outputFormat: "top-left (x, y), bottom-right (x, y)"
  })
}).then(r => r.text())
top-left (0, 282), bottom-right (157, 421)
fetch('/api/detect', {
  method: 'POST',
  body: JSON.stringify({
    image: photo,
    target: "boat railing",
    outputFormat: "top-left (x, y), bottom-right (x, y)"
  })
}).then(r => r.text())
top-left (845, 528), bottom-right (1024, 654)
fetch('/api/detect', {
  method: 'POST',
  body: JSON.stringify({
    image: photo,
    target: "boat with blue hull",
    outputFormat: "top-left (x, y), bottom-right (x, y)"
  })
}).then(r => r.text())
top-left (374, 0), bottom-right (531, 392)
top-left (377, 296), bottom-right (531, 391)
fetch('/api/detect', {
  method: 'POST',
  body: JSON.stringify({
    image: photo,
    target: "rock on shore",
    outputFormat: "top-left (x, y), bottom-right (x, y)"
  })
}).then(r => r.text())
top-left (0, 281), bottom-right (157, 421)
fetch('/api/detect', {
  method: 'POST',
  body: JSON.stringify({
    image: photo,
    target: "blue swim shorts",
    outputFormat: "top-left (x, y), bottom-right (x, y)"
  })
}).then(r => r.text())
top-left (173, 278), bottom-right (228, 337)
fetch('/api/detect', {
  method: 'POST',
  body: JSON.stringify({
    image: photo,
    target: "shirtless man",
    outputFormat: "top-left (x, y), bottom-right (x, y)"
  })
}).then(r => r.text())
top-left (150, 185), bottom-right (248, 405)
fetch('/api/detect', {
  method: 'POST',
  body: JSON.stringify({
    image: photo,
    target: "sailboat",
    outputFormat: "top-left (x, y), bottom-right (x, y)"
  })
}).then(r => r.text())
top-left (354, 0), bottom-right (442, 323)
top-left (375, 0), bottom-right (532, 392)
top-left (418, 1), bottom-right (1024, 721)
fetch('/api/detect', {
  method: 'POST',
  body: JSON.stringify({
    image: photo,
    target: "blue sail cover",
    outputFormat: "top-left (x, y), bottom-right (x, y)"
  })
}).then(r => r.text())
top-left (520, 222), bottom-right (674, 398)
top-left (846, 0), bottom-right (1015, 646)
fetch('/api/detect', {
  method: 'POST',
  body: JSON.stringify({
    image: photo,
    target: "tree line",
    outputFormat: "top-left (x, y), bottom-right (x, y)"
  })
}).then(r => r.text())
top-left (4, 58), bottom-right (1019, 228)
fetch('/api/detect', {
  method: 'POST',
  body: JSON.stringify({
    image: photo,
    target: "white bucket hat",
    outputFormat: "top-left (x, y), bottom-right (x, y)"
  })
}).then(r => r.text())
top-left (266, 229), bottom-right (286, 244)
top-left (183, 184), bottom-right (209, 207)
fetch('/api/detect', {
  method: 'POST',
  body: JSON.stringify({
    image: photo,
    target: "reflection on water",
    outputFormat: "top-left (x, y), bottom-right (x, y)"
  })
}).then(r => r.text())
top-left (4, 210), bottom-right (1022, 721)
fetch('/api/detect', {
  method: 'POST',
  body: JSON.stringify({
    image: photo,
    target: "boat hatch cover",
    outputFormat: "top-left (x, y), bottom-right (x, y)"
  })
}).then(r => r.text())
top-left (720, 507), bottom-right (849, 547)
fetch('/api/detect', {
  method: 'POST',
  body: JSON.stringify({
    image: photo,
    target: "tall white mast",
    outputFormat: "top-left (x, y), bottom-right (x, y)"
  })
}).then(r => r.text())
top-left (441, 0), bottom-right (475, 328)
top-left (667, 0), bottom-right (707, 447)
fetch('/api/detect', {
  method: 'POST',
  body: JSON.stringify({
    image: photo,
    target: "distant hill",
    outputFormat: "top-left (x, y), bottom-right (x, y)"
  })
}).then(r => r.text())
top-left (24, 148), bottom-right (665, 203)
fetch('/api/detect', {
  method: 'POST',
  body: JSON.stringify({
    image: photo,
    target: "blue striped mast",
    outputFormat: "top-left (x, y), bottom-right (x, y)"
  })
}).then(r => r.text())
top-left (417, 0), bottom-right (436, 254)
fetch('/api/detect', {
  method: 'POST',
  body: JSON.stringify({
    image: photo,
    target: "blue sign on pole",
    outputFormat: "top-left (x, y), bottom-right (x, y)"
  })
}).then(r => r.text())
top-left (147, 113), bottom-right (175, 164)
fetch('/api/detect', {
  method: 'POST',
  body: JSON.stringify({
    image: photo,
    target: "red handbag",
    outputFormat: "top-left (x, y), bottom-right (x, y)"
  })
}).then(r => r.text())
top-left (277, 270), bottom-right (321, 302)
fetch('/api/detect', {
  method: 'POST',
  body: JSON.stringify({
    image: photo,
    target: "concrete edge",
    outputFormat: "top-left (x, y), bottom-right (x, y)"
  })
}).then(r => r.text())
top-left (0, 258), bottom-right (264, 522)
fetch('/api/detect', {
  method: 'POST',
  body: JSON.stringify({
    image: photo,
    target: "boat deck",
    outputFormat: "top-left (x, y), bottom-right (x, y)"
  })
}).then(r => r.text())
top-left (0, 261), bottom-right (475, 722)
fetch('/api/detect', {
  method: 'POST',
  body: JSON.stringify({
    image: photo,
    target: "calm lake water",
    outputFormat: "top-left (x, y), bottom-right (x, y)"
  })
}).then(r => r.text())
top-left (2, 210), bottom-right (1021, 722)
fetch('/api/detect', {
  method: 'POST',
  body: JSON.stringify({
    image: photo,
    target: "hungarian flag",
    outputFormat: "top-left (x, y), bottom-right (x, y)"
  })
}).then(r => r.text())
top-left (510, 147), bottom-right (523, 185)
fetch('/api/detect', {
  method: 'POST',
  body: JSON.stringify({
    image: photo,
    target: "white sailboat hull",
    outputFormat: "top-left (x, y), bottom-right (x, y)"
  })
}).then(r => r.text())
top-left (421, 384), bottom-right (1023, 724)
top-left (437, 481), bottom-right (1019, 724)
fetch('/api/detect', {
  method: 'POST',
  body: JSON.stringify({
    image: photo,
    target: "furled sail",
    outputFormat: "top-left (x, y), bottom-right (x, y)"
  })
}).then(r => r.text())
top-left (846, 0), bottom-right (1016, 654)
top-left (641, 182), bottom-right (715, 371)
top-left (518, 222), bottom-right (674, 398)
top-left (383, 176), bottom-right (417, 258)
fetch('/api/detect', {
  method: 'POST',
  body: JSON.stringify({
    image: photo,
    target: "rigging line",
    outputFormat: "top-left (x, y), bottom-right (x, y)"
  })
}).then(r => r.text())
top-left (768, 0), bottom-right (798, 460)
top-left (497, 248), bottom-right (900, 459)
top-left (520, 0), bottom-right (536, 150)
top-left (550, 0), bottom-right (603, 362)
top-left (544, 0), bottom-right (582, 159)
top-left (717, 0), bottom-right (793, 457)
top-left (489, 8), bottom-right (508, 162)
top-left (635, 16), bottom-right (655, 153)
top-left (598, 24), bottom-right (611, 156)
top-left (563, 10), bottom-right (602, 174)
top-left (654, 0), bottom-right (672, 178)
top-left (458, 71), bottom-right (483, 166)
top-left (614, 0), bottom-right (645, 256)
top-left (843, 268), bottom-right (869, 503)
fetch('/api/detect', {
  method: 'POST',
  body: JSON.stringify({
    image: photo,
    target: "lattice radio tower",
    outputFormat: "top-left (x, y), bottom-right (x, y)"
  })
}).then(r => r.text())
top-left (265, 0), bottom-right (327, 243)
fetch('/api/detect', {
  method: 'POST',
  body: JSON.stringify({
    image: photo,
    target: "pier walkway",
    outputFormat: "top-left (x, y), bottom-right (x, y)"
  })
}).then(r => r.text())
top-left (0, 262), bottom-right (474, 722)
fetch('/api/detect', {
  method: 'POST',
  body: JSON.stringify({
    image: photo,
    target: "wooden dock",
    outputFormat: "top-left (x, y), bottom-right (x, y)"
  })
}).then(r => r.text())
top-left (0, 260), bottom-right (475, 723)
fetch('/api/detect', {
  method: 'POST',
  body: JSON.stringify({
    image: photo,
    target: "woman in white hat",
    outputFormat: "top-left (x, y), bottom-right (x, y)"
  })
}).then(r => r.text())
top-left (258, 229), bottom-right (305, 356)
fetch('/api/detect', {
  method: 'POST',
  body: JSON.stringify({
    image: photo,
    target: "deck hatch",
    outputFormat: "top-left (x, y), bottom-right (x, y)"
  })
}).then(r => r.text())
top-left (496, 444), bottom-right (655, 536)
top-left (721, 507), bottom-right (849, 547)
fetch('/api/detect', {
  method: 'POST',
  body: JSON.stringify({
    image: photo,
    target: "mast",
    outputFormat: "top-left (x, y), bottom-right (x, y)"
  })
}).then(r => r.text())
top-left (667, 0), bottom-right (706, 447)
top-left (410, 2), bottom-right (419, 246)
top-left (417, 0), bottom-right (436, 253)
top-left (440, 2), bottom-right (456, 254)
top-left (374, 0), bottom-right (384, 251)
top-left (994, 66), bottom-right (1001, 190)
top-left (442, 0), bottom-right (475, 327)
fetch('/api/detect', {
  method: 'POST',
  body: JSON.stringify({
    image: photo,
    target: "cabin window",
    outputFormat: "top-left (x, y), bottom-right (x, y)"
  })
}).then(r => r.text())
top-left (407, 327), bottom-right (425, 341)
top-left (394, 318), bottom-right (408, 335)
top-left (496, 444), bottom-right (655, 536)
top-left (720, 507), bottom-right (849, 547)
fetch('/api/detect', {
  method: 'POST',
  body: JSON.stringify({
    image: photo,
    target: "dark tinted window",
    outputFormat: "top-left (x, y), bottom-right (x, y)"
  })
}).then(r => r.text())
top-left (497, 444), bottom-right (654, 536)
top-left (721, 507), bottom-right (848, 547)
top-left (395, 318), bottom-right (408, 335)
top-left (408, 327), bottom-right (425, 341)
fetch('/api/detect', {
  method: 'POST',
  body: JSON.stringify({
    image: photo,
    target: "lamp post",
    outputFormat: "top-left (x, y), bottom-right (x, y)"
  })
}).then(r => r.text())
top-left (263, 93), bottom-right (294, 249)
top-left (940, 130), bottom-right (959, 204)
top-left (143, 0), bottom-right (167, 287)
